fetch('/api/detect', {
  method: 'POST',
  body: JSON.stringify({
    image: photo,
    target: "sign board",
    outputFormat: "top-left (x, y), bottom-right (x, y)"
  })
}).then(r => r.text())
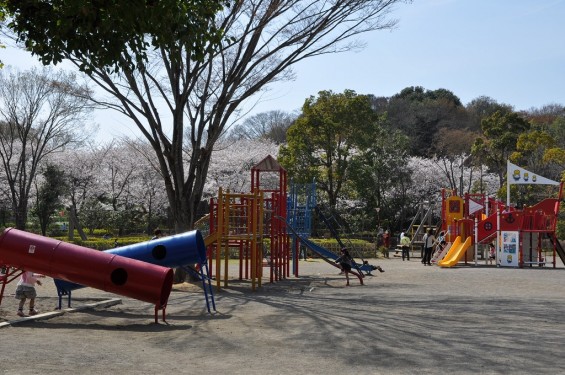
top-left (499, 231), bottom-right (519, 267)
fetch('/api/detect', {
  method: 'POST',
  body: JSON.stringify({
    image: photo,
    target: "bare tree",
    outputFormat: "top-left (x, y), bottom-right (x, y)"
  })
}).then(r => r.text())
top-left (230, 110), bottom-right (296, 143)
top-left (0, 67), bottom-right (91, 230)
top-left (71, 0), bottom-right (408, 231)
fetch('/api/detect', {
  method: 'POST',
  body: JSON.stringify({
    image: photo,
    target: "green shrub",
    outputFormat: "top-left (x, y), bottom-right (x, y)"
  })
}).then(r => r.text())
top-left (308, 238), bottom-right (379, 259)
top-left (52, 235), bottom-right (152, 250)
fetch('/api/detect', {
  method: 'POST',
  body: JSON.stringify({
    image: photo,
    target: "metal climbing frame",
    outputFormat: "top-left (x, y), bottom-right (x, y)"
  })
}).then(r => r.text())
top-left (207, 188), bottom-right (265, 291)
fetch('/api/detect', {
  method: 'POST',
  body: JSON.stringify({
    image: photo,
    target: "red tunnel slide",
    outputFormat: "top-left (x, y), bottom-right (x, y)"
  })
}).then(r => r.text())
top-left (0, 228), bottom-right (174, 320)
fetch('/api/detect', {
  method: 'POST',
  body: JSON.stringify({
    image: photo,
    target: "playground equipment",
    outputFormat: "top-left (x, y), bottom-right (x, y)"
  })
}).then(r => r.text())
top-left (435, 161), bottom-right (564, 268)
top-left (286, 179), bottom-right (382, 279)
top-left (281, 217), bottom-right (364, 284)
top-left (437, 236), bottom-right (472, 267)
top-left (203, 155), bottom-right (289, 291)
top-left (405, 202), bottom-right (439, 255)
top-left (286, 179), bottom-right (383, 280)
top-left (202, 155), bottom-right (382, 287)
top-left (313, 206), bottom-right (383, 275)
top-left (430, 241), bottom-right (452, 265)
top-left (0, 228), bottom-right (174, 322)
top-left (53, 230), bottom-right (215, 313)
top-left (287, 179), bottom-right (316, 276)
top-left (206, 188), bottom-right (265, 291)
top-left (392, 203), bottom-right (438, 258)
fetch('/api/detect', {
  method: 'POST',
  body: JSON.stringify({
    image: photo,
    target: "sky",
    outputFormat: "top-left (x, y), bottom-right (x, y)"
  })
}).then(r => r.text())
top-left (250, 0), bottom-right (565, 115)
top-left (2, 0), bottom-right (565, 139)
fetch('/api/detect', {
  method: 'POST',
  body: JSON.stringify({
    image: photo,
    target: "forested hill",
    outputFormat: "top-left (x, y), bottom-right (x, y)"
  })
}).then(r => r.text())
top-left (371, 86), bottom-right (565, 159)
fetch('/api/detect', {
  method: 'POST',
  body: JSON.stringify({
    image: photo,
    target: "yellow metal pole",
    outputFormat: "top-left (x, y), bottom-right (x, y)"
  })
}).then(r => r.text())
top-left (216, 188), bottom-right (223, 291)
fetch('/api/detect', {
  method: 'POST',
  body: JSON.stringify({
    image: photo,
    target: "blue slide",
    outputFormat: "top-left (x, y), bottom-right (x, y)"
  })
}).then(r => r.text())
top-left (277, 216), bottom-right (380, 279)
top-left (298, 235), bottom-right (376, 274)
top-left (296, 234), bottom-right (365, 284)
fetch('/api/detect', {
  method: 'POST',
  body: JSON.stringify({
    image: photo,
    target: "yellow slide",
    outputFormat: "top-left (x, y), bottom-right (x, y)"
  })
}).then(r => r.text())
top-left (438, 236), bottom-right (472, 268)
top-left (204, 231), bottom-right (218, 247)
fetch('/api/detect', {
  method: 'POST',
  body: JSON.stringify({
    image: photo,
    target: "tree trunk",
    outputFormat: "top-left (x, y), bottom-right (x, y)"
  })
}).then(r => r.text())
top-left (39, 218), bottom-right (48, 236)
top-left (68, 206), bottom-right (88, 241)
top-left (14, 210), bottom-right (27, 231)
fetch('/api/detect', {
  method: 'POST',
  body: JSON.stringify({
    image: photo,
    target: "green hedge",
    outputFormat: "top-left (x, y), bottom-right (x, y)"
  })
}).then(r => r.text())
top-left (308, 238), bottom-right (380, 259)
top-left (216, 237), bottom-right (380, 259)
top-left (52, 235), bottom-right (151, 250)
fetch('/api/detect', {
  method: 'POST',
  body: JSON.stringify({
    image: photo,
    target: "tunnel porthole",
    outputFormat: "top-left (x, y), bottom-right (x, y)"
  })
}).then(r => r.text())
top-left (152, 245), bottom-right (167, 260)
top-left (111, 268), bottom-right (128, 286)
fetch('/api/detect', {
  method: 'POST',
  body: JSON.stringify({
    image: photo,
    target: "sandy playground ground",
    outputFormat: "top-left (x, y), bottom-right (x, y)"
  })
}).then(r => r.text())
top-left (1, 255), bottom-right (565, 375)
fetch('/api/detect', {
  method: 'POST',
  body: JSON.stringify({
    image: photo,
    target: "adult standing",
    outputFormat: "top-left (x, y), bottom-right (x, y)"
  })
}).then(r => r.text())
top-left (421, 230), bottom-right (427, 262)
top-left (382, 230), bottom-right (391, 258)
top-left (422, 228), bottom-right (436, 266)
top-left (400, 233), bottom-right (411, 261)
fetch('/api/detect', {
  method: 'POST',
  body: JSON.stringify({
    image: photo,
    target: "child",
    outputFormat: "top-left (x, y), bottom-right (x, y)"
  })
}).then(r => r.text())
top-left (335, 248), bottom-right (353, 286)
top-left (433, 231), bottom-right (446, 255)
top-left (15, 270), bottom-right (45, 317)
top-left (151, 229), bottom-right (163, 240)
top-left (488, 243), bottom-right (496, 265)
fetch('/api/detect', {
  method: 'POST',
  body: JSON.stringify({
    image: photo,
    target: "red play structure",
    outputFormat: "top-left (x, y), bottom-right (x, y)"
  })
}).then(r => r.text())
top-left (437, 181), bottom-right (564, 268)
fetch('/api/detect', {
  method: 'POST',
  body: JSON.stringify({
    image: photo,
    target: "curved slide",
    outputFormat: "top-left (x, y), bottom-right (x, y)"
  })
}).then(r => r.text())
top-left (438, 236), bottom-right (472, 268)
top-left (0, 228), bottom-right (173, 321)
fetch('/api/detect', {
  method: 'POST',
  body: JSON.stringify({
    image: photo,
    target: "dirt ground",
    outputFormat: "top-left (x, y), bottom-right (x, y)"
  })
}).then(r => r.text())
top-left (1, 255), bottom-right (565, 375)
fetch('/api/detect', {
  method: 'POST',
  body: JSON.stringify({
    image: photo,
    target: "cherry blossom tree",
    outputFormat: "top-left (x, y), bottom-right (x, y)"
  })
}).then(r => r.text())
top-left (204, 138), bottom-right (279, 196)
top-left (50, 145), bottom-right (105, 239)
top-left (115, 140), bottom-right (169, 235)
top-left (52, 141), bottom-right (169, 237)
